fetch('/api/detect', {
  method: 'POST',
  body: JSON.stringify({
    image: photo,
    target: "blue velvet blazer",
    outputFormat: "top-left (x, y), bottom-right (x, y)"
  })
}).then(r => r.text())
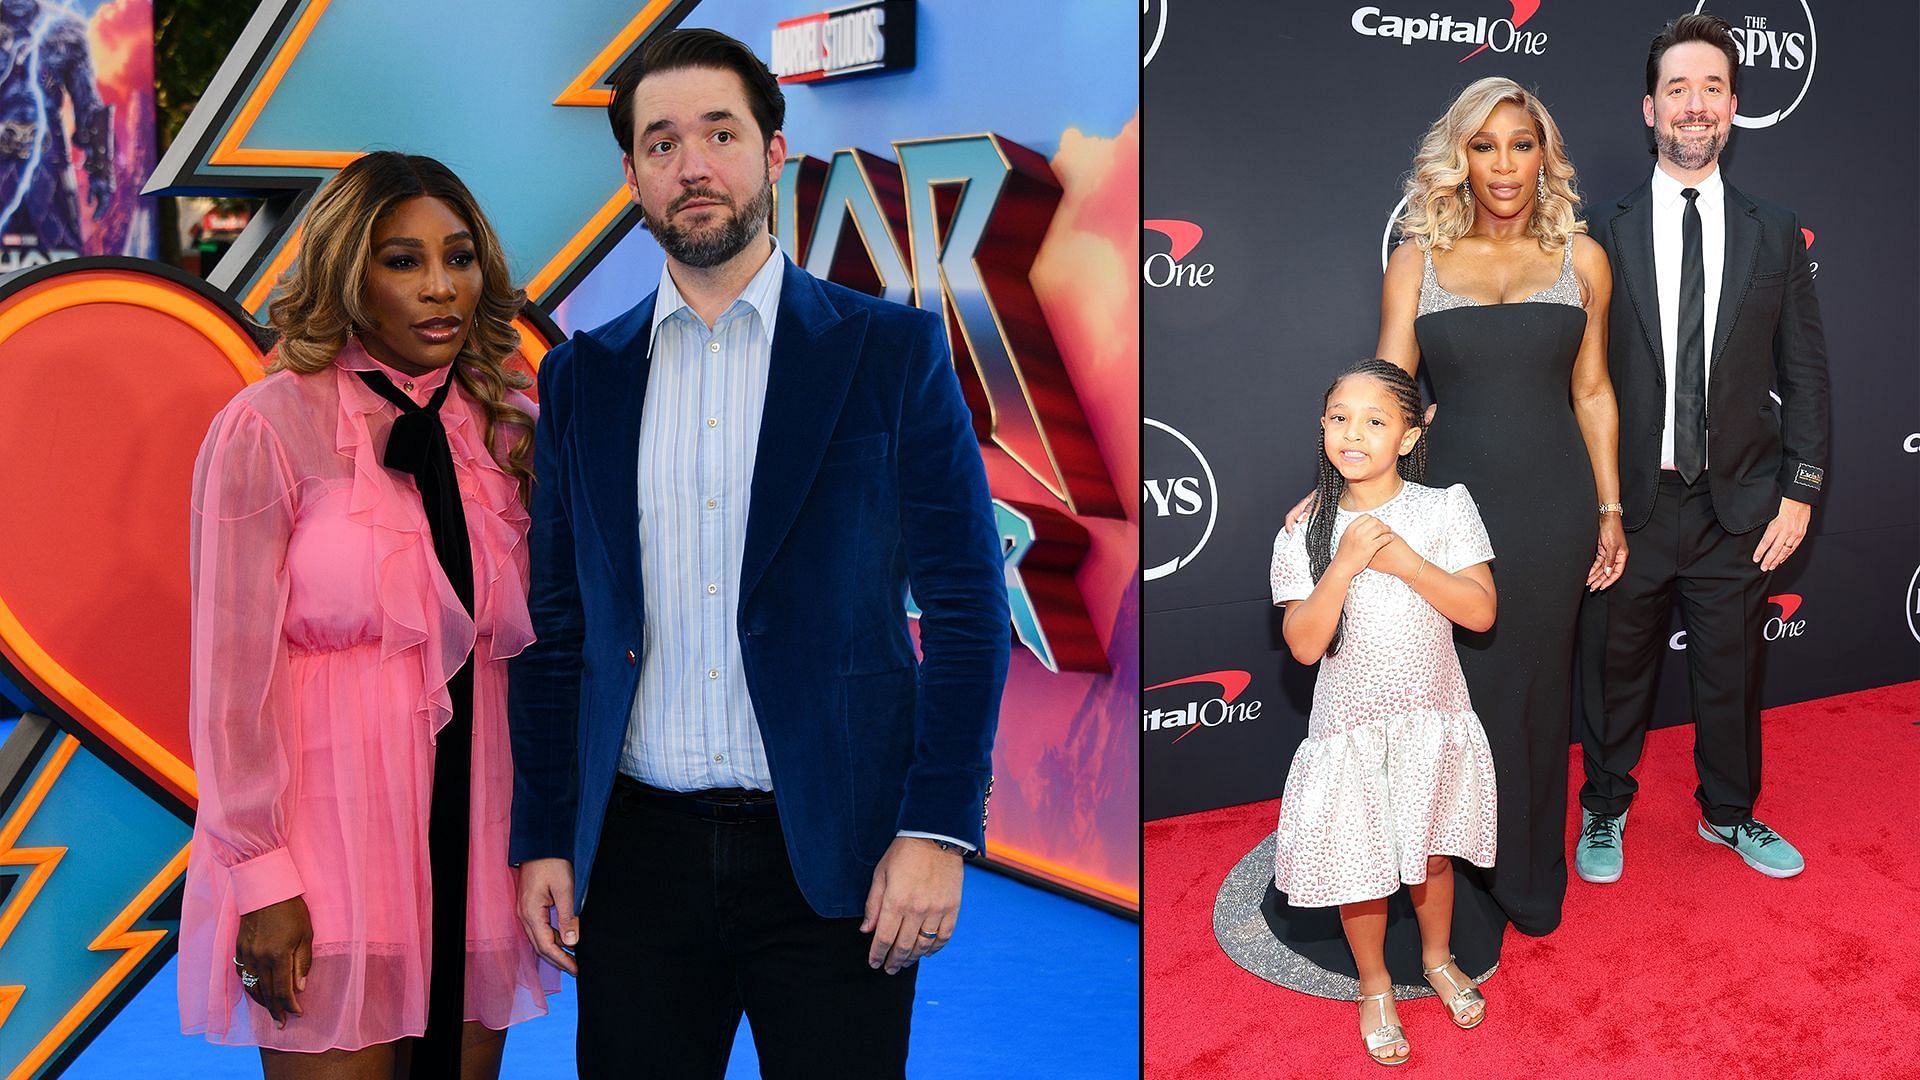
top-left (507, 259), bottom-right (1010, 917)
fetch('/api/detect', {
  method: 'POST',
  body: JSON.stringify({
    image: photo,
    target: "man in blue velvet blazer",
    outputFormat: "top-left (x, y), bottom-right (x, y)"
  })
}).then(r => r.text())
top-left (506, 29), bottom-right (1009, 1079)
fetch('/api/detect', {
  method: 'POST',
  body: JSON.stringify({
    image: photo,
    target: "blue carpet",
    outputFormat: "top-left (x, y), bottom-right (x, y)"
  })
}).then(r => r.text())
top-left (62, 866), bottom-right (1137, 1077)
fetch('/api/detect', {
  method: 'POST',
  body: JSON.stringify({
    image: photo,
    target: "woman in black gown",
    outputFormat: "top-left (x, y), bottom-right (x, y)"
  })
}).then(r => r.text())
top-left (1224, 77), bottom-right (1625, 997)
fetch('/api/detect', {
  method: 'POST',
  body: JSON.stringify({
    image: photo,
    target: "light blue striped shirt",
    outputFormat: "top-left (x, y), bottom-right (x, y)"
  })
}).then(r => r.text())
top-left (615, 241), bottom-right (971, 852)
top-left (620, 240), bottom-right (784, 791)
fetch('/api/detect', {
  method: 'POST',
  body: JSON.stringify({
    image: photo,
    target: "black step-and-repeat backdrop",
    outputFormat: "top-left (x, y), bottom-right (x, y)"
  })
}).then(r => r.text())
top-left (1143, 0), bottom-right (1920, 820)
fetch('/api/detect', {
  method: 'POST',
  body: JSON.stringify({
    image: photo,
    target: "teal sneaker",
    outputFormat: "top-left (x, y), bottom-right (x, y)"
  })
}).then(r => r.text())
top-left (1575, 808), bottom-right (1626, 883)
top-left (1697, 818), bottom-right (1805, 878)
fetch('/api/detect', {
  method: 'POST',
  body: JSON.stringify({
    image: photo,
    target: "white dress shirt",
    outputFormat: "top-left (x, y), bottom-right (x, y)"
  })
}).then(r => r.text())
top-left (1650, 163), bottom-right (1724, 470)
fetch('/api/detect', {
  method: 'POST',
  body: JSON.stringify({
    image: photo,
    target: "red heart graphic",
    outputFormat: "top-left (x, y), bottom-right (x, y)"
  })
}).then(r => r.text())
top-left (0, 259), bottom-right (550, 807)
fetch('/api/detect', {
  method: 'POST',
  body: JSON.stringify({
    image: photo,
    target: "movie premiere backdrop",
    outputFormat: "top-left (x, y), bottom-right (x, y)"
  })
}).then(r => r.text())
top-left (1144, 0), bottom-right (1919, 819)
top-left (0, 0), bottom-right (155, 269)
top-left (0, 2), bottom-right (1136, 1073)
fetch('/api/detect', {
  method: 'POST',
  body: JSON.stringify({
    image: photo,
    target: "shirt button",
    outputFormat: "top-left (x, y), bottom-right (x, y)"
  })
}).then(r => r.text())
top-left (707, 583), bottom-right (718, 594)
top-left (706, 417), bottom-right (717, 428)
top-left (402, 380), bottom-right (414, 392)
top-left (713, 752), bottom-right (726, 763)
top-left (708, 668), bottom-right (719, 679)
top-left (706, 498), bottom-right (717, 509)
top-left (709, 342), bottom-right (720, 353)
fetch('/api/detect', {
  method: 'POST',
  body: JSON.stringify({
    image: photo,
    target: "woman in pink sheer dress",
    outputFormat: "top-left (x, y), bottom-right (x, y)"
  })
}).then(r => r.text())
top-left (179, 152), bottom-right (556, 1078)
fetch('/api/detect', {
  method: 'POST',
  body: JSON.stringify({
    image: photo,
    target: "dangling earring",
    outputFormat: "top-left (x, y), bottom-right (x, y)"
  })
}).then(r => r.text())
top-left (1461, 180), bottom-right (1473, 207)
top-left (1536, 167), bottom-right (1548, 202)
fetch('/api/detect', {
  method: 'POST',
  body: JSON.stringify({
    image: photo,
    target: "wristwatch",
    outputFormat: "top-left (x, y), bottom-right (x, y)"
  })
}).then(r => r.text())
top-left (1597, 502), bottom-right (1624, 514)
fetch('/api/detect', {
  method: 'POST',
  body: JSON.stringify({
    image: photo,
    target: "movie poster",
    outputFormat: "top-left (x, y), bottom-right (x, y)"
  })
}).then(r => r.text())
top-left (0, 0), bottom-right (154, 271)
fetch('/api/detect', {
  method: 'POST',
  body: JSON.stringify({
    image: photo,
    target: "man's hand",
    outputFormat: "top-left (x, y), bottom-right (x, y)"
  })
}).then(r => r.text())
top-left (235, 895), bottom-right (312, 1027)
top-left (861, 837), bottom-right (964, 975)
top-left (1751, 497), bottom-right (1811, 572)
top-left (516, 857), bottom-right (579, 976)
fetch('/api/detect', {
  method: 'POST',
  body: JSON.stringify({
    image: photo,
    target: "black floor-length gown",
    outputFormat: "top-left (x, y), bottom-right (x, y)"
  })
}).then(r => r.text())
top-left (1412, 245), bottom-right (1593, 936)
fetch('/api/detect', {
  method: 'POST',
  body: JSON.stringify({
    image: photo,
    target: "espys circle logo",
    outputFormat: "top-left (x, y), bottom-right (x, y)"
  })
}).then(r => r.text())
top-left (1694, 0), bottom-right (1817, 129)
top-left (1906, 566), bottom-right (1920, 644)
top-left (1144, 417), bottom-right (1217, 581)
top-left (1143, 0), bottom-right (1167, 67)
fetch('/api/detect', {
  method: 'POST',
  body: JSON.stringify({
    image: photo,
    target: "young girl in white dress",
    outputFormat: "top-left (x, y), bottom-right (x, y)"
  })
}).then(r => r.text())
top-left (1268, 358), bottom-right (1500, 1067)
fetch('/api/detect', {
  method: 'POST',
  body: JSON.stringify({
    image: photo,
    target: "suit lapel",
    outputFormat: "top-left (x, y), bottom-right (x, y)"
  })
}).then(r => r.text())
top-left (740, 263), bottom-right (868, 601)
top-left (1711, 182), bottom-right (1762, 374)
top-left (576, 297), bottom-right (656, 609)
top-left (1608, 181), bottom-right (1663, 382)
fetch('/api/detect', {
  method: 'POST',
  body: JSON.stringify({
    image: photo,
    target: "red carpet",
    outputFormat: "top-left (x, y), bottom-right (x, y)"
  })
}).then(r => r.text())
top-left (1145, 682), bottom-right (1920, 1079)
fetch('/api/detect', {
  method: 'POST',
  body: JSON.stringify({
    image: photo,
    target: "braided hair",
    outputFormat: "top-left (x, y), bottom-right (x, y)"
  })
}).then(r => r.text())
top-left (1304, 358), bottom-right (1429, 656)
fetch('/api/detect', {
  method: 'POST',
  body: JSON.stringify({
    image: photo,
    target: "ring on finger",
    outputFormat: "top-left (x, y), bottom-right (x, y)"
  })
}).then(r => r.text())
top-left (239, 970), bottom-right (261, 990)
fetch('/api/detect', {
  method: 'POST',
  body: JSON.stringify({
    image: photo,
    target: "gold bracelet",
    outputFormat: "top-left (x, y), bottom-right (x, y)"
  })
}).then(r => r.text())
top-left (1598, 502), bottom-right (1624, 515)
top-left (1409, 557), bottom-right (1427, 586)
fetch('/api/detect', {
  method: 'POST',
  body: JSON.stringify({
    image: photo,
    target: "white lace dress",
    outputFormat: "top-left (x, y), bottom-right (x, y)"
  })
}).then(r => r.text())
top-left (1268, 481), bottom-right (1499, 907)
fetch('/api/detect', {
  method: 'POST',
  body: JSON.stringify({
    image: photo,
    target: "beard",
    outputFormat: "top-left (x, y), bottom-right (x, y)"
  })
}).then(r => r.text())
top-left (1655, 121), bottom-right (1725, 172)
top-left (641, 172), bottom-right (774, 269)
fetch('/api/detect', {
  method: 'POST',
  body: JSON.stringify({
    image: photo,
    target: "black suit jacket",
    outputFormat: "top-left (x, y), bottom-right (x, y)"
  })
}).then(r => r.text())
top-left (1596, 176), bottom-right (1830, 534)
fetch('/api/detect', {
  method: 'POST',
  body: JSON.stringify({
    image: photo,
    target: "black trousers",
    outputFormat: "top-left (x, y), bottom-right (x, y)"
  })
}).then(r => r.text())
top-left (575, 778), bottom-right (917, 1079)
top-left (1578, 471), bottom-right (1770, 826)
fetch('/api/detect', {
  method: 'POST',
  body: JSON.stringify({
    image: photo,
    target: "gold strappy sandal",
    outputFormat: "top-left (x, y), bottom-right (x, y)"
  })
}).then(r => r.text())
top-left (1422, 955), bottom-right (1485, 1029)
top-left (1356, 988), bottom-right (1410, 1066)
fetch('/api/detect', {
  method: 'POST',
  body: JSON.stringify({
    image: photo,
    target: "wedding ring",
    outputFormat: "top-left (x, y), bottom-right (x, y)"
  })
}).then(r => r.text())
top-left (919, 930), bottom-right (939, 939)
top-left (239, 970), bottom-right (261, 990)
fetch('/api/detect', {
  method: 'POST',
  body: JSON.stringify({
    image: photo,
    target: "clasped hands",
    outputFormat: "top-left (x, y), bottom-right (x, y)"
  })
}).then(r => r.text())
top-left (1328, 512), bottom-right (1425, 582)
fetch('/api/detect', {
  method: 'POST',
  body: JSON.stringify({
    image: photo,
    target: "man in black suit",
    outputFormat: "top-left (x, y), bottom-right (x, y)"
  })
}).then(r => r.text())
top-left (1575, 12), bottom-right (1830, 884)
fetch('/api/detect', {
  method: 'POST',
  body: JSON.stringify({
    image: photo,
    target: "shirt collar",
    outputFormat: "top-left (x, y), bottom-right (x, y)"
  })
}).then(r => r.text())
top-left (649, 236), bottom-right (786, 350)
top-left (333, 334), bottom-right (453, 400)
top-left (1651, 162), bottom-right (1724, 209)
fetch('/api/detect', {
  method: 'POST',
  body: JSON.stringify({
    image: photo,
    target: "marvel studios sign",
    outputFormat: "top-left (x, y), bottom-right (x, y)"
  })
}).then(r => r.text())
top-left (771, 0), bottom-right (915, 84)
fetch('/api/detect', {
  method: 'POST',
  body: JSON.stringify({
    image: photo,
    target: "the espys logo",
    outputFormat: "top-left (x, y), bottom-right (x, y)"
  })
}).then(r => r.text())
top-left (1694, 0), bottom-right (1817, 129)
top-left (1801, 226), bottom-right (1819, 279)
top-left (1906, 566), bottom-right (1920, 644)
top-left (1351, 1), bottom-right (1548, 61)
top-left (1143, 0), bottom-right (1167, 67)
top-left (1143, 219), bottom-right (1211, 288)
top-left (1143, 669), bottom-right (1263, 740)
top-left (1144, 417), bottom-right (1218, 581)
top-left (1669, 594), bottom-right (1808, 649)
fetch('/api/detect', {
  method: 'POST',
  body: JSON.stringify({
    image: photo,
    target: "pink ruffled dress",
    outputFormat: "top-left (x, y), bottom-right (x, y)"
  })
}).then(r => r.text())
top-left (178, 341), bottom-right (557, 1051)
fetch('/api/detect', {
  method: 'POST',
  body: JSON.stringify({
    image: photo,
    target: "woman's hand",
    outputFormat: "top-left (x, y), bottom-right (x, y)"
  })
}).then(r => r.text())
top-left (1588, 514), bottom-right (1628, 591)
top-left (235, 895), bottom-right (313, 1026)
top-left (1282, 490), bottom-right (1317, 534)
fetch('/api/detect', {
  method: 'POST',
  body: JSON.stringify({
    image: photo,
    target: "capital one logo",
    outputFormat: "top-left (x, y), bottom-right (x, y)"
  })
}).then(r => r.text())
top-left (1669, 593), bottom-right (1808, 649)
top-left (1143, 0), bottom-right (1167, 66)
top-left (1694, 0), bottom-right (1816, 129)
top-left (1144, 417), bottom-right (1218, 581)
top-left (1350, 1), bottom-right (1547, 61)
top-left (1143, 219), bottom-right (1212, 288)
top-left (1143, 669), bottom-right (1263, 741)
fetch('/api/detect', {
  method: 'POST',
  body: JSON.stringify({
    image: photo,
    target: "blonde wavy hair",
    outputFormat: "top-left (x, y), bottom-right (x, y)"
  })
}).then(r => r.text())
top-left (1396, 77), bottom-right (1586, 254)
top-left (267, 151), bottom-right (534, 500)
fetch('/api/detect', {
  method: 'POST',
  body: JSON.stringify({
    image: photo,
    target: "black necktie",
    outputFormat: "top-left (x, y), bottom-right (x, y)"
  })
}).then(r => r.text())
top-left (1674, 187), bottom-right (1707, 484)
top-left (354, 368), bottom-right (473, 1076)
